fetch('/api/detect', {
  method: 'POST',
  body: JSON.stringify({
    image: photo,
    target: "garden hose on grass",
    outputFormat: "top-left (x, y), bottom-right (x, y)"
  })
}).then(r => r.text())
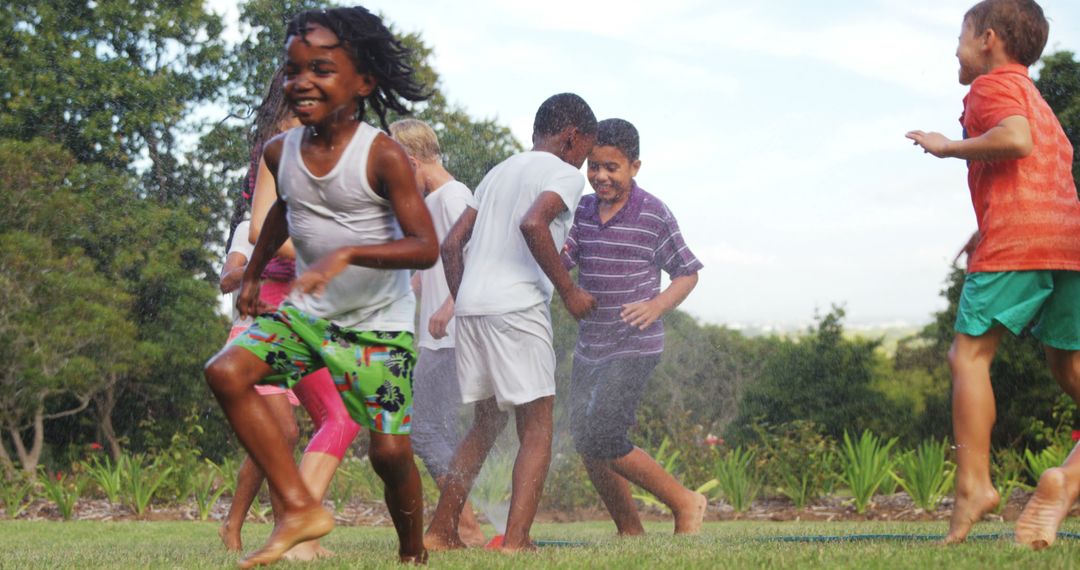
top-left (763, 531), bottom-right (1080, 543)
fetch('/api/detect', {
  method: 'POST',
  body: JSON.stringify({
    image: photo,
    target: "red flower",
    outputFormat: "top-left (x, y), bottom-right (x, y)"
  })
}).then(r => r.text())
top-left (55, 472), bottom-right (63, 481)
top-left (89, 442), bottom-right (103, 450)
top-left (705, 434), bottom-right (722, 447)
top-left (1071, 430), bottom-right (1080, 442)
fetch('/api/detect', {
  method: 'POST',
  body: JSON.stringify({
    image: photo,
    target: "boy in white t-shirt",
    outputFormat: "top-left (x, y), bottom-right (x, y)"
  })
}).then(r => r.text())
top-left (424, 93), bottom-right (598, 552)
top-left (389, 118), bottom-right (486, 546)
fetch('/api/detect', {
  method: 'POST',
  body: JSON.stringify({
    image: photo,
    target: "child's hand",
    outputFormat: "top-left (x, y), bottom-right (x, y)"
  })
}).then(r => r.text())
top-left (562, 285), bottom-right (597, 320)
top-left (428, 302), bottom-right (454, 339)
top-left (621, 299), bottom-right (664, 330)
top-left (905, 130), bottom-right (953, 158)
top-left (294, 248), bottom-right (351, 298)
top-left (236, 279), bottom-right (273, 317)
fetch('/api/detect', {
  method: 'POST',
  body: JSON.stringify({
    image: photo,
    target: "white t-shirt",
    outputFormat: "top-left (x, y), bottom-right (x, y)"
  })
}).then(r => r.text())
top-left (455, 151), bottom-right (586, 316)
top-left (227, 220), bottom-right (254, 326)
top-left (276, 123), bottom-right (415, 332)
top-left (417, 180), bottom-right (472, 350)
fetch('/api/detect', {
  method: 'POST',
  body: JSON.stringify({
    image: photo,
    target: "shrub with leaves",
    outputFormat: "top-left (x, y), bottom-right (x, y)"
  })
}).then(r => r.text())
top-left (840, 430), bottom-right (897, 514)
top-left (1024, 444), bottom-right (1070, 484)
top-left (893, 438), bottom-right (954, 511)
top-left (122, 454), bottom-right (173, 517)
top-left (38, 470), bottom-right (86, 520)
top-left (1, 474), bottom-right (36, 518)
top-left (82, 454), bottom-right (124, 504)
top-left (992, 448), bottom-right (1030, 513)
top-left (753, 420), bottom-right (837, 509)
top-left (191, 460), bottom-right (228, 521)
top-left (711, 446), bottom-right (761, 513)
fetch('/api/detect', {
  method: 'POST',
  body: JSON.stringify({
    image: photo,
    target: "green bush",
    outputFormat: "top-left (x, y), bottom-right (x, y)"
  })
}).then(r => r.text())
top-left (711, 446), bottom-right (761, 513)
top-left (893, 438), bottom-right (954, 511)
top-left (122, 454), bottom-right (173, 518)
top-left (840, 430), bottom-right (897, 514)
top-left (38, 469), bottom-right (86, 520)
top-left (82, 454), bottom-right (124, 504)
top-left (753, 420), bottom-right (837, 508)
top-left (1, 473), bottom-right (36, 518)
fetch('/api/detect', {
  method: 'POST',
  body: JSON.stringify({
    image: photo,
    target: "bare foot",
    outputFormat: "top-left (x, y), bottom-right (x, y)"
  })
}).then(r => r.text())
top-left (238, 505), bottom-right (334, 569)
top-left (1015, 468), bottom-right (1080, 550)
top-left (283, 540), bottom-right (334, 561)
top-left (423, 530), bottom-right (466, 552)
top-left (497, 540), bottom-right (537, 554)
top-left (944, 486), bottom-right (999, 544)
top-left (459, 523), bottom-right (487, 548)
top-left (400, 549), bottom-right (429, 564)
top-left (674, 492), bottom-right (708, 535)
top-left (219, 521), bottom-right (242, 552)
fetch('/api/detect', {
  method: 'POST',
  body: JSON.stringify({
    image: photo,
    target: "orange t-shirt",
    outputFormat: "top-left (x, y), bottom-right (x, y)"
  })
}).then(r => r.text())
top-left (961, 63), bottom-right (1080, 273)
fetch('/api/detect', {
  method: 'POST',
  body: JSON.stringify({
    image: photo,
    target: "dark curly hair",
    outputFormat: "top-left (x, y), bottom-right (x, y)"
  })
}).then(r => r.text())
top-left (285, 6), bottom-right (430, 131)
top-left (596, 118), bottom-right (640, 162)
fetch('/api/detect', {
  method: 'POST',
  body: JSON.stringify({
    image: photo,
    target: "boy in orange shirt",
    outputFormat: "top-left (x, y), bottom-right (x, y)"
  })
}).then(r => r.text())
top-left (907, 0), bottom-right (1080, 549)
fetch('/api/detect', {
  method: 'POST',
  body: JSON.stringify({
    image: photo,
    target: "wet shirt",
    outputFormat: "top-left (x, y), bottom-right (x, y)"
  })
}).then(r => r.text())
top-left (961, 63), bottom-right (1080, 273)
top-left (562, 184), bottom-right (702, 364)
top-left (455, 151), bottom-right (586, 316)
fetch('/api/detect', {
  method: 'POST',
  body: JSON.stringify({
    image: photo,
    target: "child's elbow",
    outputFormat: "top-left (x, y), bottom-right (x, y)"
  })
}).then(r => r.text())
top-left (416, 241), bottom-right (438, 269)
top-left (1013, 137), bottom-right (1033, 159)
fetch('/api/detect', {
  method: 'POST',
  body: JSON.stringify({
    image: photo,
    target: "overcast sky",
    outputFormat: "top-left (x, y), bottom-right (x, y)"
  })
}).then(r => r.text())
top-left (208, 0), bottom-right (1079, 328)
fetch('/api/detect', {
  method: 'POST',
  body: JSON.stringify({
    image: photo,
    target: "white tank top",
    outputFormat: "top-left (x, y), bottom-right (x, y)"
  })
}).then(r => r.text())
top-left (276, 122), bottom-right (415, 332)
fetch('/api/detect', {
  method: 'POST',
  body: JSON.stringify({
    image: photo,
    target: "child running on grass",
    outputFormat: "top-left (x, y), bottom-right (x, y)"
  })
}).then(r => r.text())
top-left (219, 68), bottom-right (363, 562)
top-left (561, 118), bottom-right (707, 536)
top-left (906, 0), bottom-right (1080, 548)
top-left (424, 93), bottom-right (597, 552)
top-left (204, 6), bottom-right (436, 567)
top-left (389, 118), bottom-right (488, 547)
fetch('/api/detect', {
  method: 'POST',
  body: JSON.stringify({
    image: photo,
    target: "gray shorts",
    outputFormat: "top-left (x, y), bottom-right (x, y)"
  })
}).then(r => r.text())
top-left (569, 355), bottom-right (660, 460)
top-left (411, 347), bottom-right (465, 478)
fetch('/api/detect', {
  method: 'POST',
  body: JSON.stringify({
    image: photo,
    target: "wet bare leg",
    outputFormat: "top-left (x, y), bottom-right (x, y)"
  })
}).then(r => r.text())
top-left (501, 396), bottom-right (554, 552)
top-left (609, 447), bottom-right (706, 534)
top-left (425, 398), bottom-right (508, 551)
top-left (945, 330), bottom-right (1005, 544)
top-left (204, 347), bottom-right (333, 568)
top-left (433, 475), bottom-right (487, 546)
top-left (368, 433), bottom-right (426, 562)
top-left (220, 393), bottom-right (298, 550)
top-left (284, 451), bottom-right (342, 561)
top-left (1016, 347), bottom-right (1080, 549)
top-left (583, 458), bottom-right (644, 536)
top-left (221, 456), bottom-right (260, 551)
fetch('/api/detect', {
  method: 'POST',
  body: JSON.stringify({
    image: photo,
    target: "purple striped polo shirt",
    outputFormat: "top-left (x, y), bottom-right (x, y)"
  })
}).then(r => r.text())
top-left (562, 183), bottom-right (702, 364)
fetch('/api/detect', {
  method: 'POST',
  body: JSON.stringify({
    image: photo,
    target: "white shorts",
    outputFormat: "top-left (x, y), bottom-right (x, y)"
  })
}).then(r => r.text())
top-left (455, 303), bottom-right (556, 411)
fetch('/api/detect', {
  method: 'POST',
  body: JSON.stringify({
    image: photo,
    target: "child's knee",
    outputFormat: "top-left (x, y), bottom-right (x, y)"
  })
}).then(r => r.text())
top-left (204, 355), bottom-right (243, 397)
top-left (368, 437), bottom-right (414, 477)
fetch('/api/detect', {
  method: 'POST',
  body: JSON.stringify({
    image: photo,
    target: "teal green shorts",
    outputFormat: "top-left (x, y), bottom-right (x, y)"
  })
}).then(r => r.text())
top-left (955, 271), bottom-right (1080, 350)
top-left (231, 305), bottom-right (416, 434)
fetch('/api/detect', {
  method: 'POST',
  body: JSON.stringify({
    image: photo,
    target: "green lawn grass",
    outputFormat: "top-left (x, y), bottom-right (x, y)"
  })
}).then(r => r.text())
top-left (3, 519), bottom-right (1080, 569)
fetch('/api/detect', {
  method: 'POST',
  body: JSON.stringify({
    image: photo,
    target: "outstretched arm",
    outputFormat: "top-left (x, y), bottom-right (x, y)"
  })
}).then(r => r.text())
top-left (441, 207), bottom-right (477, 300)
top-left (520, 192), bottom-right (596, 320)
top-left (293, 134), bottom-right (438, 297)
top-left (905, 115), bottom-right (1032, 161)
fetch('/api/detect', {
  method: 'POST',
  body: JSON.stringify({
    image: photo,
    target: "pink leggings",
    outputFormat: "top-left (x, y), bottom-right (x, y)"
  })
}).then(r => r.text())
top-left (232, 279), bottom-right (362, 460)
top-left (293, 370), bottom-right (361, 460)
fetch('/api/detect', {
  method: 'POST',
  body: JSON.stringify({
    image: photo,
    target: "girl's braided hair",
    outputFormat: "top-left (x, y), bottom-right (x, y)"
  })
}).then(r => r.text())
top-left (285, 6), bottom-right (430, 131)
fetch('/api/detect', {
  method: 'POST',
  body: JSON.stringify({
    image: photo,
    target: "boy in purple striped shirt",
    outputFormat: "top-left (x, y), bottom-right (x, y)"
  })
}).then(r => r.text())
top-left (562, 118), bottom-right (707, 536)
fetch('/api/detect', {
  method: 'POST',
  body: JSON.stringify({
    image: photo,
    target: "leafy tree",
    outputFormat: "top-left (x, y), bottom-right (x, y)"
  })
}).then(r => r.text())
top-left (0, 230), bottom-right (135, 475)
top-left (1036, 51), bottom-right (1080, 192)
top-left (198, 0), bottom-right (522, 234)
top-left (727, 307), bottom-right (901, 444)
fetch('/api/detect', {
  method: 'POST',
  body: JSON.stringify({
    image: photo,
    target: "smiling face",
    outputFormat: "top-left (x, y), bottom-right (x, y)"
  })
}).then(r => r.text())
top-left (956, 18), bottom-right (988, 86)
top-left (587, 145), bottom-right (640, 207)
top-left (283, 23), bottom-right (375, 127)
